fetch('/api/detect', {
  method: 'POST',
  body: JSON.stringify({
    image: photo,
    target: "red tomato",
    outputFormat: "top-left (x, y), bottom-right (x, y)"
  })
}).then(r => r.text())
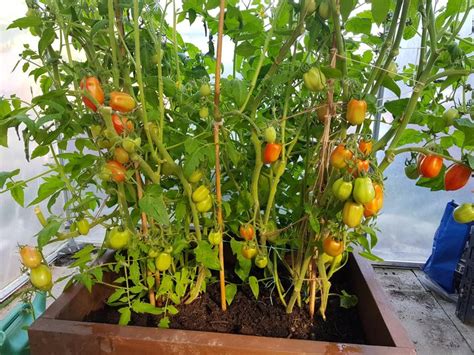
top-left (263, 143), bottom-right (282, 164)
top-left (112, 114), bottom-right (134, 135)
top-left (419, 155), bottom-right (443, 178)
top-left (444, 164), bottom-right (471, 191)
top-left (106, 160), bottom-right (127, 182)
top-left (80, 76), bottom-right (105, 111)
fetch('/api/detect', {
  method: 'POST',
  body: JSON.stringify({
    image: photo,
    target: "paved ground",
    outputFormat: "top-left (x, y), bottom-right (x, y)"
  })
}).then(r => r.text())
top-left (374, 266), bottom-right (474, 355)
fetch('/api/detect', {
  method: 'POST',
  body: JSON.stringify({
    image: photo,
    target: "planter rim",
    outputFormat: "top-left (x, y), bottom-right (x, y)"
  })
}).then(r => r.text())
top-left (29, 251), bottom-right (415, 354)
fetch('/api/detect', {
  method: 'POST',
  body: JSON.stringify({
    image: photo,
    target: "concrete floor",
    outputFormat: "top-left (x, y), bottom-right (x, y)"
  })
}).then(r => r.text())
top-left (374, 267), bottom-right (474, 355)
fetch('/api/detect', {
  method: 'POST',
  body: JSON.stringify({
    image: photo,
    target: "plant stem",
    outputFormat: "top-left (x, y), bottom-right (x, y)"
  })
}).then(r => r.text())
top-left (107, 0), bottom-right (120, 88)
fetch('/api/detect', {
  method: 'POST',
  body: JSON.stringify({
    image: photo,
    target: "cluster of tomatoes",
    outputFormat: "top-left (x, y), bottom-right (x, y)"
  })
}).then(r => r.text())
top-left (81, 76), bottom-right (139, 184)
top-left (191, 183), bottom-right (213, 213)
top-left (236, 224), bottom-right (268, 268)
top-left (405, 153), bottom-right (471, 191)
top-left (19, 246), bottom-right (52, 292)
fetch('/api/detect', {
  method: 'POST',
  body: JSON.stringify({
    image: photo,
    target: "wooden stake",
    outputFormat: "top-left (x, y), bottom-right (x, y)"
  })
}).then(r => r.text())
top-left (213, 0), bottom-right (227, 312)
top-left (308, 258), bottom-right (317, 319)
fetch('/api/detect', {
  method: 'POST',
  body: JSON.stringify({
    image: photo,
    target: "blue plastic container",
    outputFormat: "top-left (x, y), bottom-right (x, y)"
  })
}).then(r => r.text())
top-left (0, 292), bottom-right (46, 355)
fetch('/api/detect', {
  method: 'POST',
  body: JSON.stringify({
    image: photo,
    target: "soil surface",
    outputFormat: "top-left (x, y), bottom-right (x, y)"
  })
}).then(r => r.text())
top-left (84, 274), bottom-right (366, 344)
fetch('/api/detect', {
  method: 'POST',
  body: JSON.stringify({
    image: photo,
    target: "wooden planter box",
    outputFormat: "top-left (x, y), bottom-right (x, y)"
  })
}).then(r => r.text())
top-left (29, 253), bottom-right (415, 354)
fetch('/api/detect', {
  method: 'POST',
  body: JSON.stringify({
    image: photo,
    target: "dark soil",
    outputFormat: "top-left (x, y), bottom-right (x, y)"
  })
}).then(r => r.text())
top-left (84, 274), bottom-right (366, 344)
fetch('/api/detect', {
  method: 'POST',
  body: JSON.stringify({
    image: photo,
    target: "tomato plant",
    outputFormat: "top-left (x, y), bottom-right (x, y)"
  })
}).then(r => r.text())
top-left (2, 0), bottom-right (472, 325)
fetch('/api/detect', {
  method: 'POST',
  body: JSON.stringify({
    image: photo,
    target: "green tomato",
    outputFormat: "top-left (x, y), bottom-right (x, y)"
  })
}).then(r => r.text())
top-left (30, 265), bottom-right (52, 291)
top-left (303, 67), bottom-right (326, 92)
top-left (353, 177), bottom-right (375, 204)
top-left (192, 185), bottom-right (210, 203)
top-left (196, 195), bottom-right (213, 213)
top-left (332, 177), bottom-right (353, 201)
top-left (155, 252), bottom-right (172, 271)
top-left (443, 108), bottom-right (459, 126)
top-left (387, 62), bottom-right (397, 79)
top-left (241, 242), bottom-right (258, 260)
top-left (148, 249), bottom-right (159, 258)
top-left (108, 228), bottom-right (131, 250)
top-left (208, 231), bottom-right (222, 246)
top-left (255, 254), bottom-right (268, 268)
top-left (199, 83), bottom-right (212, 97)
top-left (318, 0), bottom-right (330, 19)
top-left (199, 107), bottom-right (209, 118)
top-left (404, 164), bottom-right (420, 180)
top-left (453, 203), bottom-right (474, 224)
top-left (188, 170), bottom-right (204, 183)
top-left (264, 127), bottom-right (277, 144)
top-left (122, 138), bottom-right (140, 153)
top-left (77, 218), bottom-right (90, 235)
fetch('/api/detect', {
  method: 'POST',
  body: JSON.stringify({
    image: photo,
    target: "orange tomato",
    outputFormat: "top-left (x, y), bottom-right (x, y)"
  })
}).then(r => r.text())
top-left (109, 91), bottom-right (136, 113)
top-left (330, 144), bottom-right (353, 169)
top-left (263, 143), bottom-right (282, 164)
top-left (239, 224), bottom-right (255, 241)
top-left (358, 140), bottom-right (372, 155)
top-left (322, 237), bottom-right (344, 257)
top-left (106, 160), bottom-right (127, 182)
top-left (348, 159), bottom-right (370, 176)
top-left (364, 184), bottom-right (384, 217)
top-left (112, 114), bottom-right (134, 135)
top-left (346, 99), bottom-right (367, 125)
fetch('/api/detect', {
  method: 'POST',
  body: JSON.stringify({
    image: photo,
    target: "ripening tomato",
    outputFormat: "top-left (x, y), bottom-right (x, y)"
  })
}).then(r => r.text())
top-left (323, 237), bottom-right (344, 257)
top-left (342, 201), bottom-right (364, 228)
top-left (330, 144), bottom-right (353, 169)
top-left (419, 155), bottom-right (443, 178)
top-left (30, 265), bottom-right (52, 291)
top-left (240, 224), bottom-right (255, 241)
top-left (155, 252), bottom-right (172, 271)
top-left (263, 143), bottom-right (282, 164)
top-left (453, 203), bottom-right (474, 224)
top-left (199, 107), bottom-right (209, 118)
top-left (364, 184), bottom-right (384, 217)
top-left (106, 160), bottom-right (127, 182)
top-left (317, 102), bottom-right (328, 122)
top-left (348, 159), bottom-right (370, 176)
top-left (358, 140), bottom-right (372, 155)
top-left (80, 76), bottom-right (104, 111)
top-left (241, 242), bottom-right (258, 259)
top-left (353, 177), bottom-right (375, 204)
top-left (109, 91), bottom-right (136, 113)
top-left (303, 67), bottom-right (326, 92)
top-left (112, 114), bottom-right (134, 135)
top-left (20, 246), bottom-right (42, 269)
top-left (346, 98), bottom-right (367, 125)
top-left (114, 147), bottom-right (130, 164)
top-left (444, 164), bottom-right (471, 191)
top-left (332, 178), bottom-right (353, 201)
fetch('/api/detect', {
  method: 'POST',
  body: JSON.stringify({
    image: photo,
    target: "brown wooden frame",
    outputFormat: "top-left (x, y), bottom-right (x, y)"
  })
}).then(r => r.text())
top-left (29, 253), bottom-right (415, 354)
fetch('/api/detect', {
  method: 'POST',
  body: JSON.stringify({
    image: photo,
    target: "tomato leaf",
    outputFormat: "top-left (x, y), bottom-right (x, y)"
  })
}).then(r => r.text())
top-left (382, 76), bottom-right (401, 98)
top-left (371, 0), bottom-right (390, 24)
top-left (158, 316), bottom-right (170, 328)
top-left (339, 290), bottom-right (358, 309)
top-left (139, 185), bottom-right (170, 226)
top-left (37, 219), bottom-right (62, 248)
top-left (340, 0), bottom-right (356, 21)
top-left (0, 169), bottom-right (20, 189)
top-left (249, 276), bottom-right (259, 300)
top-left (194, 241), bottom-right (221, 270)
top-left (118, 307), bottom-right (131, 326)
top-left (132, 300), bottom-right (164, 315)
top-left (225, 283), bottom-right (237, 306)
